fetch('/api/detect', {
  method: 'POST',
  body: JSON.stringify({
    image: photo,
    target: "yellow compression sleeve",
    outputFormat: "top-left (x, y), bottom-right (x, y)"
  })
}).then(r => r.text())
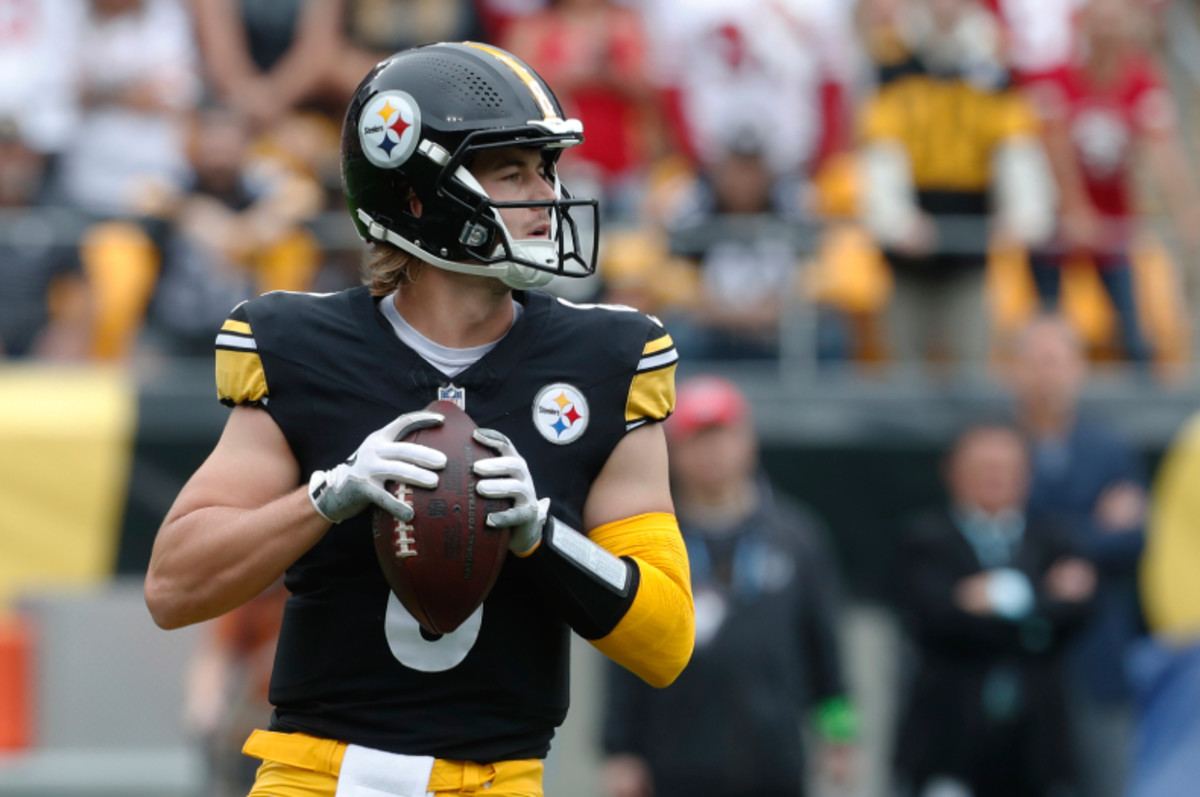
top-left (588, 512), bottom-right (694, 688)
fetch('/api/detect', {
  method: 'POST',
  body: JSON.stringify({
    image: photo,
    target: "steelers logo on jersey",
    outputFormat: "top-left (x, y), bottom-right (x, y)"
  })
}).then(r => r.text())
top-left (532, 383), bottom-right (589, 445)
top-left (360, 90), bottom-right (422, 168)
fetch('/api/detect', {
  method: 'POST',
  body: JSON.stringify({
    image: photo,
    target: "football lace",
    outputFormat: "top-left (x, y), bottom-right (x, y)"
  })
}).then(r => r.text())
top-left (394, 484), bottom-right (418, 559)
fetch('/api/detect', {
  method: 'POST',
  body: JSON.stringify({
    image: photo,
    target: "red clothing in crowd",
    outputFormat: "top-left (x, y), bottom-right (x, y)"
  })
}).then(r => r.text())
top-left (1031, 56), bottom-right (1174, 219)
top-left (504, 7), bottom-right (649, 181)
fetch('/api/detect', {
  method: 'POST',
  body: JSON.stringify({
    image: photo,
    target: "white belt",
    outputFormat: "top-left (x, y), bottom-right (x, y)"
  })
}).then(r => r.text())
top-left (334, 743), bottom-right (436, 797)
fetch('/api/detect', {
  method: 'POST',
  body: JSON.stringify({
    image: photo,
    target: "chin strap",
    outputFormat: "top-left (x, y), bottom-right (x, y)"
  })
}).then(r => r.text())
top-left (358, 209), bottom-right (556, 289)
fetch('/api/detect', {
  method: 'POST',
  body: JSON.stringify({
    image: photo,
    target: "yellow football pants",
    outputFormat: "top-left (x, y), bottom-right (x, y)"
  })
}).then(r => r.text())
top-left (243, 730), bottom-right (544, 797)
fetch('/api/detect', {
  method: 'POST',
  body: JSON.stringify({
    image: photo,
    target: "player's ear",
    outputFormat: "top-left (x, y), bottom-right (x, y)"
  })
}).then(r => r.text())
top-left (409, 192), bottom-right (422, 218)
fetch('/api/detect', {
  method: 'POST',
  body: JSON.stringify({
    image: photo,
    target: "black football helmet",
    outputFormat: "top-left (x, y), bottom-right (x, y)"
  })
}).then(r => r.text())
top-left (341, 42), bottom-right (599, 289)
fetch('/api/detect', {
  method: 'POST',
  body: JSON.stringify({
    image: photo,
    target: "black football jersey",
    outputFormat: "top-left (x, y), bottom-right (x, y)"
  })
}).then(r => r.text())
top-left (213, 286), bottom-right (677, 761)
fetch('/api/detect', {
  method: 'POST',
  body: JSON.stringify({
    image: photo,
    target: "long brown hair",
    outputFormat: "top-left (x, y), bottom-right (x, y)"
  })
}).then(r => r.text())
top-left (362, 242), bottom-right (424, 296)
top-left (361, 175), bottom-right (425, 295)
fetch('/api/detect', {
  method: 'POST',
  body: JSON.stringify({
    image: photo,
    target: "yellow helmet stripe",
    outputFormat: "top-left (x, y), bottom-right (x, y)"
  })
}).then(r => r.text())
top-left (463, 42), bottom-right (559, 121)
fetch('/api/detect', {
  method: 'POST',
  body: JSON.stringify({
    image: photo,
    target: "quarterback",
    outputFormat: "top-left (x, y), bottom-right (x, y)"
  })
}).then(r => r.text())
top-left (145, 43), bottom-right (694, 797)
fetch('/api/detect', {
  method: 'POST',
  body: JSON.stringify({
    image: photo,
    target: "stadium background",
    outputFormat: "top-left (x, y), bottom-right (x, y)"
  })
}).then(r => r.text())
top-left (3, 0), bottom-right (1200, 795)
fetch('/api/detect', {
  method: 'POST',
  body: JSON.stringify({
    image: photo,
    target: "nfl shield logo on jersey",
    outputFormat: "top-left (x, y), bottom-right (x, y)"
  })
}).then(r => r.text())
top-left (438, 384), bottom-right (466, 410)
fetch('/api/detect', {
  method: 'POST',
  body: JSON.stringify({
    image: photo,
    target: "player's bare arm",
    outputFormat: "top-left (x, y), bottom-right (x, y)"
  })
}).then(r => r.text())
top-left (583, 421), bottom-right (674, 528)
top-left (145, 405), bottom-right (322, 629)
top-left (146, 405), bottom-right (447, 629)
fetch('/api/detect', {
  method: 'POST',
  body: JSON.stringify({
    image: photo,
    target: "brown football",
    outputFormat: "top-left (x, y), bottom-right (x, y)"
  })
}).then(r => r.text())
top-left (371, 400), bottom-right (512, 635)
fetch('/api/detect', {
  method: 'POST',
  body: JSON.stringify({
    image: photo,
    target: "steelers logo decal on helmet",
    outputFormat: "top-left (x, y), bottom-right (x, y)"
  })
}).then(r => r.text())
top-left (532, 383), bottom-right (589, 445)
top-left (359, 90), bottom-right (421, 169)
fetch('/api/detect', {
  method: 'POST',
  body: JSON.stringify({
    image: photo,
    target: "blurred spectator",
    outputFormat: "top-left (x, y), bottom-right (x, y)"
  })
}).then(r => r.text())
top-left (1008, 314), bottom-right (1148, 797)
top-left (0, 118), bottom-right (93, 360)
top-left (57, 0), bottom-right (200, 217)
top-left (1023, 0), bottom-right (1200, 364)
top-left (858, 0), bottom-right (1055, 369)
top-left (1130, 409), bottom-right (1200, 797)
top-left (0, 0), bottom-right (84, 155)
top-left (142, 102), bottom-right (323, 355)
top-left (189, 0), bottom-right (342, 128)
top-left (186, 581), bottom-right (288, 797)
top-left (503, 0), bottom-right (659, 221)
top-left (800, 153), bottom-right (897, 363)
top-left (475, 0), bottom-right (546, 42)
top-left (984, 0), bottom-right (1084, 85)
top-left (602, 375), bottom-right (857, 797)
top-left (854, 0), bottom-right (912, 84)
top-left (662, 131), bottom-right (814, 361)
top-left (893, 422), bottom-right (1095, 797)
top-left (642, 0), bottom-right (856, 179)
top-left (595, 227), bottom-right (699, 321)
top-left (331, 0), bottom-right (482, 101)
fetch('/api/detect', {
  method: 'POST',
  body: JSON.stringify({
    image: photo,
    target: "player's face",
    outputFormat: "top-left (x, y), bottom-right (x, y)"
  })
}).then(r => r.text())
top-left (471, 146), bottom-right (556, 242)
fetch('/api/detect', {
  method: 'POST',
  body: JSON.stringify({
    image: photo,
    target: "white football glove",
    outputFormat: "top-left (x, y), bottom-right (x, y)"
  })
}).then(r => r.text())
top-left (308, 411), bottom-right (446, 524)
top-left (472, 428), bottom-right (549, 556)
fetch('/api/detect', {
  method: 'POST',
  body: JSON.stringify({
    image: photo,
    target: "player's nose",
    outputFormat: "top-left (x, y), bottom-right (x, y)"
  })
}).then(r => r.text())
top-left (530, 174), bottom-right (556, 202)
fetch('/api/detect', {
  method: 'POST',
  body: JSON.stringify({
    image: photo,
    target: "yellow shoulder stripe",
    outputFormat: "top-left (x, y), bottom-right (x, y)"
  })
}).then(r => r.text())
top-left (216, 349), bottom-right (268, 405)
top-left (642, 333), bottom-right (674, 356)
top-left (221, 319), bottom-right (252, 335)
top-left (462, 42), bottom-right (559, 121)
top-left (626, 363), bottom-right (677, 423)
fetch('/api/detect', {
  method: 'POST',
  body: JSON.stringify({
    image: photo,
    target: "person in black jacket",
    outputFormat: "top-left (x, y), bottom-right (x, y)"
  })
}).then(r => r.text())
top-left (602, 375), bottom-right (857, 797)
top-left (893, 422), bottom-right (1096, 797)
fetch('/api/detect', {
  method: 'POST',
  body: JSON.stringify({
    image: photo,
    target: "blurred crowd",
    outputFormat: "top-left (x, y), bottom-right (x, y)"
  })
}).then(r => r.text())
top-left (4, 2), bottom-right (1199, 796)
top-left (4, 0), bottom-right (1200, 374)
top-left (600, 325), bottom-right (1200, 797)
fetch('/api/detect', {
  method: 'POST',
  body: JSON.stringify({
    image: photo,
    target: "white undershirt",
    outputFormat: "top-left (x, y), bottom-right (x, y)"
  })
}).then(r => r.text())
top-left (380, 291), bottom-right (522, 377)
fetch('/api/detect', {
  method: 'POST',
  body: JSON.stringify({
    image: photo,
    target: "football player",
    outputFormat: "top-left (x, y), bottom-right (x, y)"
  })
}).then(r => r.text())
top-left (145, 42), bottom-right (695, 797)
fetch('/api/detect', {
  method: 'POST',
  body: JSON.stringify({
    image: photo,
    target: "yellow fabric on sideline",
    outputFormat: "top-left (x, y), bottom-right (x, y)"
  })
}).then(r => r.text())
top-left (1142, 412), bottom-right (1200, 641)
top-left (589, 512), bottom-right (694, 687)
top-left (0, 366), bottom-right (135, 605)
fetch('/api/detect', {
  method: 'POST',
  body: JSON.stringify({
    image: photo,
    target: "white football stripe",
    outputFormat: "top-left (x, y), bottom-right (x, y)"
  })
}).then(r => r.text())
top-left (215, 333), bottom-right (257, 350)
top-left (637, 349), bottom-right (678, 371)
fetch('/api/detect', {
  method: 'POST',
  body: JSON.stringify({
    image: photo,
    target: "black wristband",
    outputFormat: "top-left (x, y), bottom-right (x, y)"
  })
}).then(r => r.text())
top-left (522, 517), bottom-right (640, 640)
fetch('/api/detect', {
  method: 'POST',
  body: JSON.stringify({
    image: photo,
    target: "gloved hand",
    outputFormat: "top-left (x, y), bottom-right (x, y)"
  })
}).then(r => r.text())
top-left (472, 428), bottom-right (549, 556)
top-left (308, 411), bottom-right (446, 524)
